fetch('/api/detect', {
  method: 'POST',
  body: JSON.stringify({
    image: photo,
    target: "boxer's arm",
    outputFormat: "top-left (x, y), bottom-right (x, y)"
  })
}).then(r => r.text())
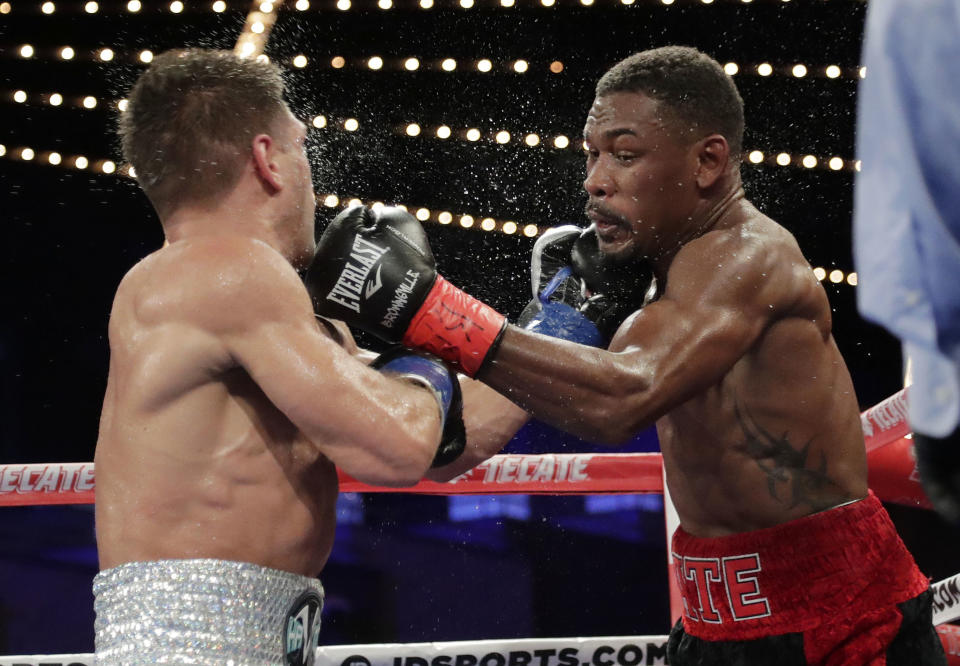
top-left (426, 377), bottom-right (530, 481)
top-left (210, 241), bottom-right (442, 486)
top-left (316, 316), bottom-right (377, 363)
top-left (480, 232), bottom-right (804, 443)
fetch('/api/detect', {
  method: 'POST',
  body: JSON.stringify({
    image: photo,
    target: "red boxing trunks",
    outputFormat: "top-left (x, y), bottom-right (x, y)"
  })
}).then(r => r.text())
top-left (668, 491), bottom-right (945, 665)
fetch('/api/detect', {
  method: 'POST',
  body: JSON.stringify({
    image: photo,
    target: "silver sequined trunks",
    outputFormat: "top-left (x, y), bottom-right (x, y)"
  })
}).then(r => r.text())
top-left (93, 558), bottom-right (324, 665)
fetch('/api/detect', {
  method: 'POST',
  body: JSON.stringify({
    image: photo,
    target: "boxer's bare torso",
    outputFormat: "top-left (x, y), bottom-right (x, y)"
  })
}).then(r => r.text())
top-left (96, 234), bottom-right (442, 575)
top-left (639, 208), bottom-right (867, 537)
top-left (487, 205), bottom-right (867, 537)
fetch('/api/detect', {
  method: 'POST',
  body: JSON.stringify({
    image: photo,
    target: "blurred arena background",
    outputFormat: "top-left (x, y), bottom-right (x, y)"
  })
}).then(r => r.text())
top-left (3, 0), bottom-right (958, 655)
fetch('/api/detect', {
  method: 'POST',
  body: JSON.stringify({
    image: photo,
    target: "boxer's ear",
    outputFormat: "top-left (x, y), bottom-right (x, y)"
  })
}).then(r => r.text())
top-left (694, 134), bottom-right (729, 190)
top-left (251, 133), bottom-right (282, 193)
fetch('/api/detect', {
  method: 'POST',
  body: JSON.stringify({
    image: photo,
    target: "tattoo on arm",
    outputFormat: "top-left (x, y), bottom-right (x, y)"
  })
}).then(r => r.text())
top-left (734, 400), bottom-right (848, 511)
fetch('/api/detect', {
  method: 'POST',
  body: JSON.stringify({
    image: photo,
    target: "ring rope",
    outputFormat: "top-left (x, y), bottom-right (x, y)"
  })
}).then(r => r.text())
top-left (0, 388), bottom-right (923, 507)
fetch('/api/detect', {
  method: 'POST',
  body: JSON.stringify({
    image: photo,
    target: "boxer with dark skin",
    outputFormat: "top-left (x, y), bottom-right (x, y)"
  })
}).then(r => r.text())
top-left (483, 89), bottom-right (867, 537)
top-left (312, 47), bottom-right (944, 664)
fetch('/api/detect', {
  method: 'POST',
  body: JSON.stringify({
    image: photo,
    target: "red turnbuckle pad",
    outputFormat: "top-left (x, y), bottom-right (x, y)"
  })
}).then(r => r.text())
top-left (402, 275), bottom-right (507, 377)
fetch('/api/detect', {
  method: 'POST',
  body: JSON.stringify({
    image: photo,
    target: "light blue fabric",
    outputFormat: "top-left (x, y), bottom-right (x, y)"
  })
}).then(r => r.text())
top-left (853, 0), bottom-right (960, 436)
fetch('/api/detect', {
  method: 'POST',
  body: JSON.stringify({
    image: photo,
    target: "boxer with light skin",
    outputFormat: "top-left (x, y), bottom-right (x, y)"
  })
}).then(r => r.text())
top-left (93, 48), bottom-right (518, 665)
top-left (311, 47), bottom-right (945, 664)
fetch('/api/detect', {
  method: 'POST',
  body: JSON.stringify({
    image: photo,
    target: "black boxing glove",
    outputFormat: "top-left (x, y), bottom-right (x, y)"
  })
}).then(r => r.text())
top-left (913, 426), bottom-right (960, 525)
top-left (572, 226), bottom-right (656, 340)
top-left (370, 347), bottom-right (465, 468)
top-left (516, 225), bottom-right (656, 345)
top-left (306, 205), bottom-right (507, 376)
top-left (516, 225), bottom-right (606, 346)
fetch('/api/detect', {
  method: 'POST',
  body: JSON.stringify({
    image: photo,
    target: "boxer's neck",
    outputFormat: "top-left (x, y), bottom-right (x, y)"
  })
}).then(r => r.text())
top-left (160, 178), bottom-right (297, 263)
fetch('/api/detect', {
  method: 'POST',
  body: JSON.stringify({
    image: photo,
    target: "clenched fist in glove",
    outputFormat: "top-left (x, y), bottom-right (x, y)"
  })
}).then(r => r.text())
top-left (517, 224), bottom-right (656, 345)
top-left (305, 205), bottom-right (507, 377)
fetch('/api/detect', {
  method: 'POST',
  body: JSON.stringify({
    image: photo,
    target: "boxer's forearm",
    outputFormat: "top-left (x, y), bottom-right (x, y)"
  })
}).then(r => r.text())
top-left (481, 326), bottom-right (654, 443)
top-left (426, 377), bottom-right (529, 481)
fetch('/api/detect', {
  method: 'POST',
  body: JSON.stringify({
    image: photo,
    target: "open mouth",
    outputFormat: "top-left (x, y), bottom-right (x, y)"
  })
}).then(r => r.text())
top-left (587, 210), bottom-right (628, 243)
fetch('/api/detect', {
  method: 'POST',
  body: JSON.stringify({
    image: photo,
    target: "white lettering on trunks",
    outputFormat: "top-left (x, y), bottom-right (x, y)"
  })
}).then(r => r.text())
top-left (671, 552), bottom-right (771, 623)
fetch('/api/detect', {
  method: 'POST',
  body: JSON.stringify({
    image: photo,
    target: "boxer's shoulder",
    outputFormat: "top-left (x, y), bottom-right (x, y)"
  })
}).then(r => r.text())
top-left (115, 235), bottom-right (310, 337)
top-left (656, 219), bottom-right (823, 344)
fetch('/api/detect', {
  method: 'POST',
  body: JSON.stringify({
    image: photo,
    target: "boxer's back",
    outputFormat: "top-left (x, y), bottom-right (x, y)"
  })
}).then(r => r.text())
top-left (95, 237), bottom-right (337, 576)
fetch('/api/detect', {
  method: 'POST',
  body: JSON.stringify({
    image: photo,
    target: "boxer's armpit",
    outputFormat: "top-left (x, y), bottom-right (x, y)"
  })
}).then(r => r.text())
top-left (734, 399), bottom-right (851, 512)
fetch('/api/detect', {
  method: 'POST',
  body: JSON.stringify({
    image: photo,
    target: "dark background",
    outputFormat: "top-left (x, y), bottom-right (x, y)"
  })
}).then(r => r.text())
top-left (2, 0), bottom-right (958, 656)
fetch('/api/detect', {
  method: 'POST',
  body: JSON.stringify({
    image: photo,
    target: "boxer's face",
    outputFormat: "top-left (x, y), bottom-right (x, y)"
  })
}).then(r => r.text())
top-left (275, 109), bottom-right (317, 268)
top-left (582, 91), bottom-right (700, 262)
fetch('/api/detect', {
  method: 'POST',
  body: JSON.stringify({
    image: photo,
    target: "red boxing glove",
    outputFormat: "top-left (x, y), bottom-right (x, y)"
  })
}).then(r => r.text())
top-left (402, 275), bottom-right (507, 377)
